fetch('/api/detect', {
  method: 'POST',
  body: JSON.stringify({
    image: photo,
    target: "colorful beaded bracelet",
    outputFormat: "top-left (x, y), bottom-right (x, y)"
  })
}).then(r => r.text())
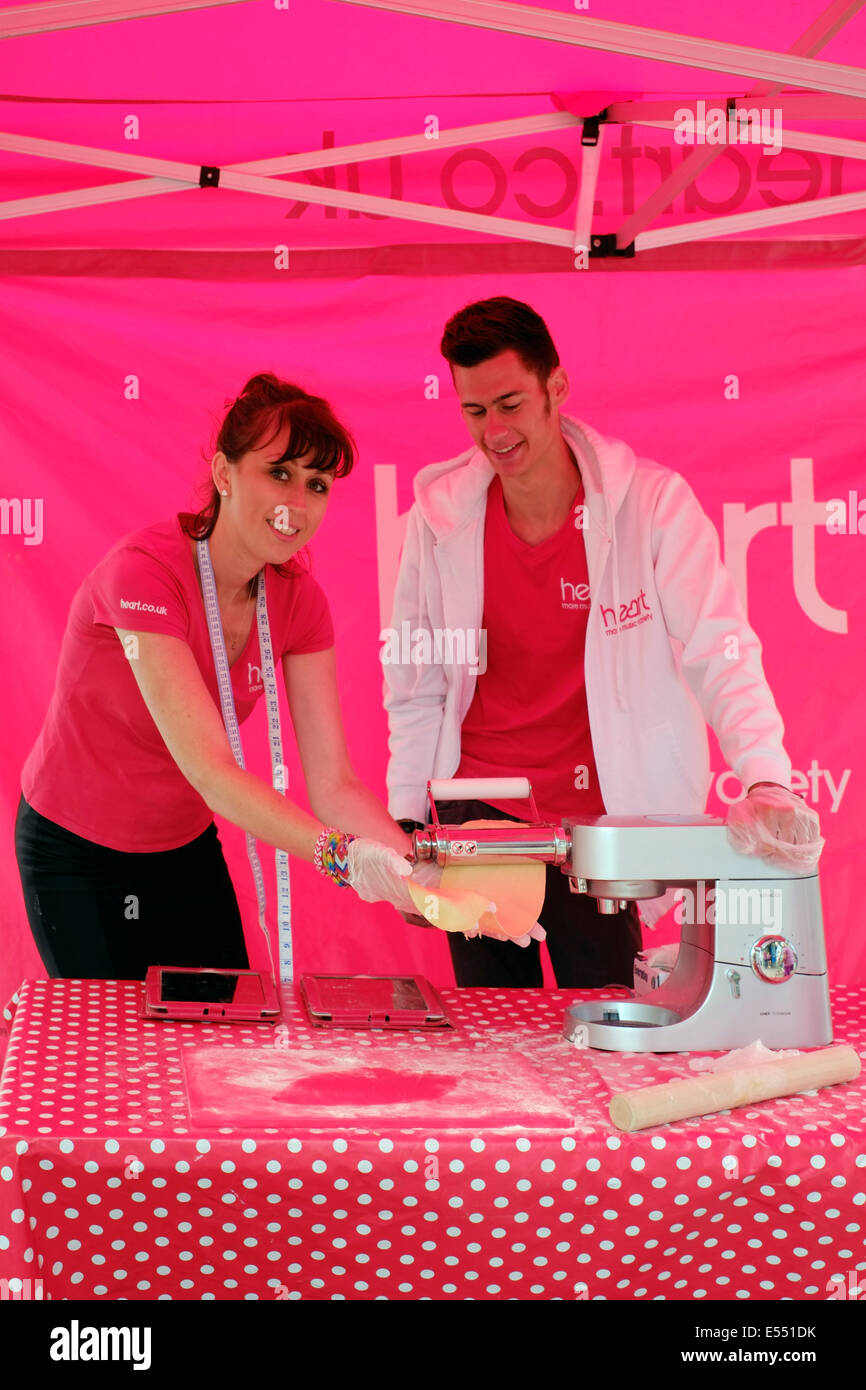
top-left (313, 827), bottom-right (357, 888)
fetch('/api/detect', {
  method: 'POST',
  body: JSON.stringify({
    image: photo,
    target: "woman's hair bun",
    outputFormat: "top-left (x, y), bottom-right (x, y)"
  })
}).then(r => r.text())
top-left (239, 373), bottom-right (307, 404)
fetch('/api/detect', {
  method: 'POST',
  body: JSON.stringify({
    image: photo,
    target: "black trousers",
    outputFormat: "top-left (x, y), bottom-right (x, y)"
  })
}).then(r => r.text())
top-left (434, 799), bottom-right (642, 989)
top-left (14, 794), bottom-right (249, 980)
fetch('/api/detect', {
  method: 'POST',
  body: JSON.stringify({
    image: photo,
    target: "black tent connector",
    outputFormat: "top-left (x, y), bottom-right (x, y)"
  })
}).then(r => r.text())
top-left (581, 112), bottom-right (608, 146)
top-left (199, 166), bottom-right (220, 187)
top-left (590, 234), bottom-right (636, 258)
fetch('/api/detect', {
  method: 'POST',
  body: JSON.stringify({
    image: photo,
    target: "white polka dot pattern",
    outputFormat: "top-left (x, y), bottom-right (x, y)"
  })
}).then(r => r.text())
top-left (0, 980), bottom-right (864, 1301)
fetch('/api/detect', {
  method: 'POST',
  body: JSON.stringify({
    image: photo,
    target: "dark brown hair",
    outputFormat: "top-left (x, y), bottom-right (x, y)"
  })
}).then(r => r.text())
top-left (440, 297), bottom-right (560, 386)
top-left (184, 373), bottom-right (356, 542)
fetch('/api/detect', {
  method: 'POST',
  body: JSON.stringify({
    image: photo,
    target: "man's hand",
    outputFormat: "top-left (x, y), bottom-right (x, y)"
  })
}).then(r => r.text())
top-left (726, 783), bottom-right (824, 874)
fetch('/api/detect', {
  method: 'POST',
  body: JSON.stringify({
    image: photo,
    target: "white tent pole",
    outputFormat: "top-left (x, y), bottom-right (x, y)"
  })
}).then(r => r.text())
top-left (10, 118), bottom-right (864, 190)
top-left (765, 0), bottom-right (866, 86)
top-left (0, 117), bottom-right (583, 230)
top-left (7, 175), bottom-right (865, 248)
top-left (636, 187), bottom-right (866, 250)
top-left (0, 181), bottom-right (188, 221)
top-left (1, 0), bottom-right (253, 39)
top-left (243, 112), bottom-right (581, 174)
top-left (573, 126), bottom-right (605, 259)
top-left (0, 113), bottom-right (582, 182)
top-left (0, 131), bottom-right (202, 180)
top-left (616, 0), bottom-right (865, 247)
top-left (0, 179), bottom-right (572, 245)
top-left (0, 138), bottom-right (575, 244)
top-left (328, 0), bottom-right (866, 99)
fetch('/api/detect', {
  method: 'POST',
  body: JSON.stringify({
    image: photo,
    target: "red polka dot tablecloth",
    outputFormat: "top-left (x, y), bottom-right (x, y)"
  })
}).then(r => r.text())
top-left (0, 979), bottom-right (864, 1302)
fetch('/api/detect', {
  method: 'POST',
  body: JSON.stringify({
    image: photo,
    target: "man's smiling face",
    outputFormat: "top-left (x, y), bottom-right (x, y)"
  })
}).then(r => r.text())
top-left (452, 349), bottom-right (569, 484)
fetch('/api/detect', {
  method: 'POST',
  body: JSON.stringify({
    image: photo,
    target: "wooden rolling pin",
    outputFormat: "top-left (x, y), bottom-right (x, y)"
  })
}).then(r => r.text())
top-left (609, 1044), bottom-right (861, 1133)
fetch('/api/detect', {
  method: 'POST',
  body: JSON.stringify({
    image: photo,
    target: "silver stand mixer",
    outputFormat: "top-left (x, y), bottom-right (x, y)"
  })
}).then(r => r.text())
top-left (412, 778), bottom-right (832, 1052)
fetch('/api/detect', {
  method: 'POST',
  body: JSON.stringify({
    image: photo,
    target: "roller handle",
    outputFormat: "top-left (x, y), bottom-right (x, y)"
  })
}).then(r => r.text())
top-left (428, 777), bottom-right (532, 802)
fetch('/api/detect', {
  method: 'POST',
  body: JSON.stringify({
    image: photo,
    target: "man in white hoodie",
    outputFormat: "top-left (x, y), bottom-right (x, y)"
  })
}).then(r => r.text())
top-left (383, 297), bottom-right (821, 988)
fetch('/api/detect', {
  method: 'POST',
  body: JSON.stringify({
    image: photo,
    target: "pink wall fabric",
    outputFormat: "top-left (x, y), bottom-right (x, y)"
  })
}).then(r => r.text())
top-left (2, 264), bottom-right (864, 1005)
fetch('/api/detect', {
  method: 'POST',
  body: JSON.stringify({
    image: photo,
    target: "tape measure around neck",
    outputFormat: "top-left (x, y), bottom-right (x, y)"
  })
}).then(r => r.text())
top-left (197, 537), bottom-right (293, 983)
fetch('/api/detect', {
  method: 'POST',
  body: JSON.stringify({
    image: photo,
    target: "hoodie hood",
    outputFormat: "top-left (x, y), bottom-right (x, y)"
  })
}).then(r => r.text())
top-left (412, 414), bottom-right (637, 541)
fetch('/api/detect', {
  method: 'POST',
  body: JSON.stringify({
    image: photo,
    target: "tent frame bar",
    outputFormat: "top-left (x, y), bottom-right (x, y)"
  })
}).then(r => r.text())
top-left (573, 120), bottom-right (605, 259)
top-left (0, 111), bottom-right (581, 181)
top-left (0, 0), bottom-right (253, 40)
top-left (615, 0), bottom-right (865, 246)
top-left (2, 100), bottom-right (866, 249)
top-left (330, 0), bottom-right (866, 100)
top-left (0, 126), bottom-right (577, 246)
top-left (637, 186), bottom-right (866, 250)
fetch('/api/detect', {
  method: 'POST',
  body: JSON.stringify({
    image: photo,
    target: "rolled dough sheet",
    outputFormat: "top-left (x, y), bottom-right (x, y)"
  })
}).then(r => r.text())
top-left (182, 1046), bottom-right (574, 1128)
top-left (408, 821), bottom-right (546, 940)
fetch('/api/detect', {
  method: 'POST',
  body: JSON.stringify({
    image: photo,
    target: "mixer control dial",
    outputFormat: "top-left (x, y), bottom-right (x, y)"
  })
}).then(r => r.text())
top-left (750, 935), bottom-right (798, 983)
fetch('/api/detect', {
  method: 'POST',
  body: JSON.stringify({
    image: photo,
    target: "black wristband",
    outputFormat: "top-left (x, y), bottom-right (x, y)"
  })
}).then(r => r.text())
top-left (397, 819), bottom-right (424, 835)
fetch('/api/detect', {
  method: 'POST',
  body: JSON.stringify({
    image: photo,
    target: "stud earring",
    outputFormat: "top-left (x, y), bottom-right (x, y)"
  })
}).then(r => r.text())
top-left (220, 489), bottom-right (229, 497)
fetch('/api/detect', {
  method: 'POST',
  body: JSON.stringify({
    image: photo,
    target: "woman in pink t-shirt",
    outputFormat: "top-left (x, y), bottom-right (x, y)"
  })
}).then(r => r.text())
top-left (14, 373), bottom-right (446, 979)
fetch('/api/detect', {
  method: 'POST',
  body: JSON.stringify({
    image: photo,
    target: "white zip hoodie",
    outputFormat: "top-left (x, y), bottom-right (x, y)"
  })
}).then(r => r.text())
top-left (383, 414), bottom-right (791, 825)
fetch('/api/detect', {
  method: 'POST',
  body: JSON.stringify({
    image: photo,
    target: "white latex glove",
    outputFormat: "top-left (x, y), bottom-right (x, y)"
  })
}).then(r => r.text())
top-left (345, 838), bottom-right (416, 911)
top-left (345, 844), bottom-right (491, 934)
top-left (726, 784), bottom-right (824, 874)
top-left (512, 922), bottom-right (547, 949)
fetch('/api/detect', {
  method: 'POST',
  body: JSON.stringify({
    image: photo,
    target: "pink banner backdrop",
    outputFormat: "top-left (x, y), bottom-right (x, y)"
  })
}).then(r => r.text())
top-left (1, 261), bottom-right (864, 1006)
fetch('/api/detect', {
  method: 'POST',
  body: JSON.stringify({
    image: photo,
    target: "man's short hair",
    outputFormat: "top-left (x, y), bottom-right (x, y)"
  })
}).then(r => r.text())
top-left (440, 297), bottom-right (560, 386)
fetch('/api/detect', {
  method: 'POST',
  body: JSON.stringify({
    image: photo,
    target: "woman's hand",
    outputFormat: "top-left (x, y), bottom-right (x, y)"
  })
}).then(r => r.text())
top-left (346, 838), bottom-right (416, 911)
top-left (346, 845), bottom-right (493, 941)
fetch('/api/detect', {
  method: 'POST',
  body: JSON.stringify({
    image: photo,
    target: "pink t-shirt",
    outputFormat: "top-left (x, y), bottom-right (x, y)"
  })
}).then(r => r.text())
top-left (456, 477), bottom-right (605, 822)
top-left (21, 513), bottom-right (334, 852)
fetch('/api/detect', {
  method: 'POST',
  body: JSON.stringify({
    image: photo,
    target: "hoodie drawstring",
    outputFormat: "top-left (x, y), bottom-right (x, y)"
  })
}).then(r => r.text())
top-left (607, 488), bottom-right (628, 712)
top-left (570, 419), bottom-right (629, 714)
